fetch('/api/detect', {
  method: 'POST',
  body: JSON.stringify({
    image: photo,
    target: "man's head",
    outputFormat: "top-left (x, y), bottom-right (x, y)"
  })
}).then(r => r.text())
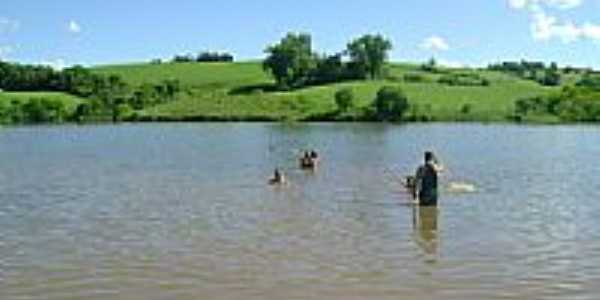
top-left (425, 151), bottom-right (435, 163)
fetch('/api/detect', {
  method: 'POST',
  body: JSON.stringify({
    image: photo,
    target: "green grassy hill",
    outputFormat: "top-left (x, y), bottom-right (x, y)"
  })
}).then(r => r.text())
top-left (92, 61), bottom-right (558, 122)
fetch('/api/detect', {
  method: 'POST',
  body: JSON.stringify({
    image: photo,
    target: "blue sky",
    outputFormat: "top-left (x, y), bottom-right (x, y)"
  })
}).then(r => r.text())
top-left (1, 0), bottom-right (599, 68)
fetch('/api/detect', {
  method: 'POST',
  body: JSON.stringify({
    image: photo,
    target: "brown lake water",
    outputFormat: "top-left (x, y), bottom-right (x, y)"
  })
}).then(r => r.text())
top-left (1, 123), bottom-right (600, 300)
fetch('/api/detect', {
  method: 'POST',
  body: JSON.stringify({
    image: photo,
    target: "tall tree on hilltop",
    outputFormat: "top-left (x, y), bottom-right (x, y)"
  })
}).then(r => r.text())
top-left (346, 34), bottom-right (392, 80)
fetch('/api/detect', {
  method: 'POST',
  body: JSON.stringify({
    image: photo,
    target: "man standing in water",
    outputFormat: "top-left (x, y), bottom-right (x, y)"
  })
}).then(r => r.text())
top-left (414, 151), bottom-right (443, 206)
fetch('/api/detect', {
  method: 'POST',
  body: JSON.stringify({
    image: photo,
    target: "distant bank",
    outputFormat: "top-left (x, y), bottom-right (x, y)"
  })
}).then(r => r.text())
top-left (2, 60), bottom-right (599, 125)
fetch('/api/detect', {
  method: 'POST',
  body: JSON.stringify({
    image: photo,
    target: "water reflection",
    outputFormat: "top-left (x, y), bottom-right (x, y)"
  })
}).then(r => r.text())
top-left (412, 206), bottom-right (439, 260)
top-left (2, 124), bottom-right (600, 300)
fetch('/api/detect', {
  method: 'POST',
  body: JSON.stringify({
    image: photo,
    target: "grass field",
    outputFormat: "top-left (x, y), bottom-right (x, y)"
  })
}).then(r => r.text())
top-left (92, 61), bottom-right (559, 122)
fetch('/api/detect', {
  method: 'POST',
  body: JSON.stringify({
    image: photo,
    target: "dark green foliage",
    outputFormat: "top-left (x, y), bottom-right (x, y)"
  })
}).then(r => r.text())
top-left (0, 98), bottom-right (68, 124)
top-left (540, 70), bottom-right (561, 86)
top-left (346, 34), bottom-right (393, 79)
top-left (261, 33), bottom-right (392, 89)
top-left (172, 52), bottom-right (234, 63)
top-left (403, 73), bottom-right (429, 83)
top-left (576, 73), bottom-right (600, 91)
top-left (0, 59), bottom-right (185, 124)
top-left (0, 61), bottom-right (61, 91)
top-left (421, 57), bottom-right (438, 73)
top-left (0, 100), bottom-right (10, 124)
top-left (196, 52), bottom-right (234, 62)
top-left (488, 60), bottom-right (562, 86)
top-left (489, 60), bottom-right (546, 74)
top-left (263, 33), bottom-right (316, 89)
top-left (373, 86), bottom-right (409, 121)
top-left (310, 54), bottom-right (346, 84)
top-left (515, 87), bottom-right (600, 122)
top-left (74, 102), bottom-right (92, 122)
top-left (335, 88), bottom-right (355, 112)
top-left (438, 73), bottom-right (489, 86)
top-left (461, 103), bottom-right (473, 114)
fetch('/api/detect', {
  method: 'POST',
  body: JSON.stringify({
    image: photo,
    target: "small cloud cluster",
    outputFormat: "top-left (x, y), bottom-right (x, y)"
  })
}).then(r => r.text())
top-left (420, 36), bottom-right (449, 51)
top-left (0, 45), bottom-right (14, 59)
top-left (68, 20), bottom-right (82, 34)
top-left (509, 0), bottom-right (582, 10)
top-left (0, 17), bottom-right (20, 34)
top-left (509, 0), bottom-right (600, 43)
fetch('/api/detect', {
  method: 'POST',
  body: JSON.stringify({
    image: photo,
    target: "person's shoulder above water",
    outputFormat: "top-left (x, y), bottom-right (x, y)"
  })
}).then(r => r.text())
top-left (269, 168), bottom-right (286, 185)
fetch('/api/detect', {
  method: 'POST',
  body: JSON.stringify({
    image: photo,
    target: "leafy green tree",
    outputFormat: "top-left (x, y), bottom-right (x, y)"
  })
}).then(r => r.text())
top-left (346, 34), bottom-right (392, 79)
top-left (311, 53), bottom-right (345, 84)
top-left (103, 75), bottom-right (130, 122)
top-left (8, 100), bottom-right (24, 123)
top-left (61, 66), bottom-right (97, 96)
top-left (541, 70), bottom-right (561, 86)
top-left (374, 86), bottom-right (409, 121)
top-left (114, 103), bottom-right (133, 121)
top-left (22, 98), bottom-right (51, 123)
top-left (576, 74), bottom-right (600, 91)
top-left (263, 33), bottom-right (316, 89)
top-left (335, 88), bottom-right (355, 112)
top-left (422, 57), bottom-right (437, 72)
top-left (74, 103), bottom-right (92, 122)
top-left (43, 98), bottom-right (67, 122)
top-left (0, 100), bottom-right (9, 124)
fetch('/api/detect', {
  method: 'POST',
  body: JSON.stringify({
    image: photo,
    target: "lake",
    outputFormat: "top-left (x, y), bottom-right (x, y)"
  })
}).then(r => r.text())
top-left (1, 123), bottom-right (600, 300)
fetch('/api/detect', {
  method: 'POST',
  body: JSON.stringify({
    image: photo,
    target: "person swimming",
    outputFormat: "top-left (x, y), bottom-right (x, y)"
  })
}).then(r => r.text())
top-left (269, 168), bottom-right (286, 185)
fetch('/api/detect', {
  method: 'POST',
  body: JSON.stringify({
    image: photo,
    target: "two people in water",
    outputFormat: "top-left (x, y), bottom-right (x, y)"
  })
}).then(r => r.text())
top-left (300, 150), bottom-right (319, 169)
top-left (406, 151), bottom-right (444, 206)
top-left (269, 150), bottom-right (320, 185)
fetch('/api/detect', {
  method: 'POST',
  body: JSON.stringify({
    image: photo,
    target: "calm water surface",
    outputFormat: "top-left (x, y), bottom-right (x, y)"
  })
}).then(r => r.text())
top-left (1, 123), bottom-right (600, 300)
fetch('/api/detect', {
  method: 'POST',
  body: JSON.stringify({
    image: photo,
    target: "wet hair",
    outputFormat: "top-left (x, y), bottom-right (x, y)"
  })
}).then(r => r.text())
top-left (425, 151), bottom-right (435, 163)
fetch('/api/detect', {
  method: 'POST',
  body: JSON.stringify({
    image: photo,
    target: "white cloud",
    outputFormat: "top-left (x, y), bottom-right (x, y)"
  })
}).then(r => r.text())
top-left (40, 59), bottom-right (68, 70)
top-left (531, 9), bottom-right (600, 42)
top-left (68, 20), bottom-right (81, 34)
top-left (0, 17), bottom-right (20, 34)
top-left (509, 0), bottom-right (583, 10)
top-left (420, 36), bottom-right (450, 51)
top-left (0, 45), bottom-right (14, 59)
top-left (509, 0), bottom-right (529, 9)
top-left (509, 0), bottom-right (600, 43)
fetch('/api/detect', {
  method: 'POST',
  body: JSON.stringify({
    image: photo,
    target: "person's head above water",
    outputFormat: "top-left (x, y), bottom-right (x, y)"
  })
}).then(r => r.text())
top-left (425, 151), bottom-right (436, 163)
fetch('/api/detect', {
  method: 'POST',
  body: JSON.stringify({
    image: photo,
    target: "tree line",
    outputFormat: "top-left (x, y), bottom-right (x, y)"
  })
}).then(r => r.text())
top-left (0, 98), bottom-right (68, 124)
top-left (514, 74), bottom-right (600, 122)
top-left (488, 60), bottom-right (562, 86)
top-left (0, 61), bottom-right (182, 124)
top-left (172, 51), bottom-right (234, 63)
top-left (331, 85), bottom-right (409, 122)
top-left (262, 33), bottom-right (393, 90)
